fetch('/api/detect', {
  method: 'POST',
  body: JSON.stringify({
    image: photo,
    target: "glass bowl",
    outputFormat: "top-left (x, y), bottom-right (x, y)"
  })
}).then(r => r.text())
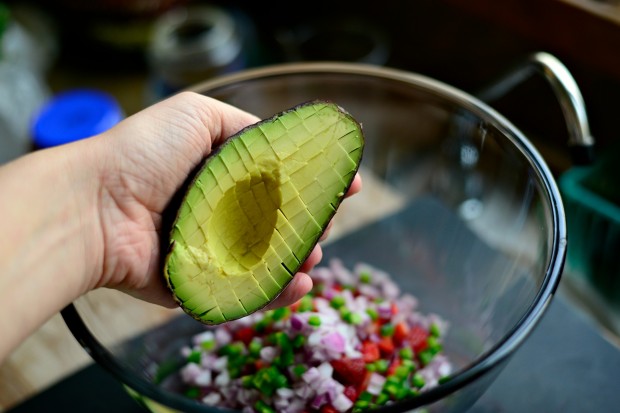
top-left (62, 62), bottom-right (568, 413)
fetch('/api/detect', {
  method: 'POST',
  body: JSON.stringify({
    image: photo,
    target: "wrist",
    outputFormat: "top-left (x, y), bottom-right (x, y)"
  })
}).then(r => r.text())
top-left (0, 141), bottom-right (104, 359)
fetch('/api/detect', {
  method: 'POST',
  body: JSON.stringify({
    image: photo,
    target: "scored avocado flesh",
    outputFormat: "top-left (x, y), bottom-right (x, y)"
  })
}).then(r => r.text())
top-left (163, 100), bottom-right (364, 324)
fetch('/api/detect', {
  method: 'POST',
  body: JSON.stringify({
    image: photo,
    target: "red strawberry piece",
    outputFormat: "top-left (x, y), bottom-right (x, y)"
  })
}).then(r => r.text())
top-left (344, 385), bottom-right (359, 401)
top-left (233, 327), bottom-right (255, 345)
top-left (361, 341), bottom-right (380, 363)
top-left (409, 325), bottom-right (429, 353)
top-left (321, 405), bottom-right (338, 413)
top-left (331, 358), bottom-right (367, 386)
top-left (393, 322), bottom-right (410, 346)
top-left (377, 337), bottom-right (395, 356)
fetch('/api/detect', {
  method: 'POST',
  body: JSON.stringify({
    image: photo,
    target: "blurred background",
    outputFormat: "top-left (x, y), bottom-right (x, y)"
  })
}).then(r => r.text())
top-left (1, 0), bottom-right (619, 410)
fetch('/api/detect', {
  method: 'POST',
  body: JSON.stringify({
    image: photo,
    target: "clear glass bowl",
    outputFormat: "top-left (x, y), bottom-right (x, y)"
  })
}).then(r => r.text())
top-left (62, 62), bottom-right (567, 413)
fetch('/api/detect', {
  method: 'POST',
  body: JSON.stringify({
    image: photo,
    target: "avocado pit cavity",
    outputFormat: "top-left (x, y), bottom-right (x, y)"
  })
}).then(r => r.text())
top-left (206, 161), bottom-right (283, 275)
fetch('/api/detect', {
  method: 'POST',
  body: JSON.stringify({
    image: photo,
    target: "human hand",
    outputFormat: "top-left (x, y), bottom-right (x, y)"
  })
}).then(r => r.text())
top-left (90, 92), bottom-right (361, 311)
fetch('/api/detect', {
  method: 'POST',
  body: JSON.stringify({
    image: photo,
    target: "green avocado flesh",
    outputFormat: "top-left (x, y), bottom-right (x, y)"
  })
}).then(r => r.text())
top-left (163, 100), bottom-right (364, 324)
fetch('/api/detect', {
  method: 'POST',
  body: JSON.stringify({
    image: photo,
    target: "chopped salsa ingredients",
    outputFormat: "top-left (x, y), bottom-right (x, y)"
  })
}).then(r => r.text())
top-left (174, 259), bottom-right (451, 412)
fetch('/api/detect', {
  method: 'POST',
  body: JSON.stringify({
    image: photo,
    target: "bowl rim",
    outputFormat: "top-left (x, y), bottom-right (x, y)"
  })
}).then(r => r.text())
top-left (62, 61), bottom-right (567, 412)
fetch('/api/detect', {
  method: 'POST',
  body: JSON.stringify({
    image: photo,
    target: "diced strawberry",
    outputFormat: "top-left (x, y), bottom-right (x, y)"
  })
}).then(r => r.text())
top-left (377, 336), bottom-right (395, 356)
top-left (393, 322), bottom-right (410, 346)
top-left (356, 371), bottom-right (372, 394)
top-left (254, 360), bottom-right (266, 370)
top-left (391, 302), bottom-right (399, 315)
top-left (331, 358), bottom-right (367, 386)
top-left (344, 385), bottom-right (359, 402)
top-left (233, 327), bottom-right (255, 345)
top-left (409, 325), bottom-right (429, 353)
top-left (361, 341), bottom-right (380, 363)
top-left (321, 405), bottom-right (338, 413)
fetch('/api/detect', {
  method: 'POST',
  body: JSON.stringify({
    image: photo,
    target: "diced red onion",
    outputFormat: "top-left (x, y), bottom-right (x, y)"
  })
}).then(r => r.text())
top-left (358, 284), bottom-right (380, 299)
top-left (260, 346), bottom-right (277, 362)
top-left (214, 328), bottom-right (232, 346)
top-left (194, 370), bottom-right (212, 387)
top-left (275, 397), bottom-right (291, 410)
top-left (294, 383), bottom-right (314, 399)
top-left (201, 392), bottom-right (221, 406)
top-left (214, 369), bottom-right (230, 387)
top-left (212, 356), bottom-right (228, 372)
top-left (284, 398), bottom-right (307, 413)
top-left (276, 387), bottom-right (295, 399)
top-left (330, 259), bottom-right (355, 285)
top-left (321, 332), bottom-right (345, 354)
top-left (333, 393), bottom-right (354, 412)
top-left (377, 302), bottom-right (393, 319)
top-left (302, 367), bottom-right (321, 384)
top-left (180, 362), bottom-right (201, 383)
top-left (366, 373), bottom-right (386, 395)
top-left (317, 361), bottom-right (334, 379)
top-left (398, 294), bottom-right (419, 312)
top-left (310, 393), bottom-right (328, 410)
top-left (192, 330), bottom-right (215, 346)
top-left (290, 314), bottom-right (304, 331)
top-left (382, 281), bottom-right (400, 299)
top-left (180, 346), bottom-right (192, 358)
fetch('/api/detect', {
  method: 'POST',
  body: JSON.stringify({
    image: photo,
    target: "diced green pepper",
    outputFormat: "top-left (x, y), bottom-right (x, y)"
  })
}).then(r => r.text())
top-left (187, 350), bottom-right (201, 364)
top-left (298, 295), bottom-right (314, 312)
top-left (438, 375), bottom-right (451, 385)
top-left (255, 399), bottom-right (276, 413)
top-left (330, 295), bottom-right (346, 309)
top-left (308, 315), bottom-right (322, 327)
top-left (359, 271), bottom-right (372, 284)
top-left (366, 308), bottom-right (379, 321)
top-left (200, 340), bottom-right (215, 351)
top-left (374, 359), bottom-right (389, 373)
top-left (376, 392), bottom-right (390, 405)
top-left (241, 375), bottom-right (254, 388)
top-left (184, 386), bottom-right (200, 399)
top-left (219, 342), bottom-right (244, 358)
top-left (272, 307), bottom-right (290, 321)
top-left (292, 364), bottom-right (307, 378)
top-left (412, 372), bottom-right (425, 388)
top-left (399, 347), bottom-right (414, 360)
top-left (394, 365), bottom-right (411, 379)
top-left (343, 312), bottom-right (363, 325)
top-left (427, 336), bottom-right (442, 354)
top-left (248, 339), bottom-right (262, 356)
top-left (292, 334), bottom-right (306, 349)
top-left (418, 349), bottom-right (434, 366)
top-left (380, 324), bottom-right (395, 337)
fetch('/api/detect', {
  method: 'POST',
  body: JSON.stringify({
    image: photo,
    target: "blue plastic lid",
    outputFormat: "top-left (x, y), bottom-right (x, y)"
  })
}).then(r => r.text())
top-left (31, 89), bottom-right (123, 149)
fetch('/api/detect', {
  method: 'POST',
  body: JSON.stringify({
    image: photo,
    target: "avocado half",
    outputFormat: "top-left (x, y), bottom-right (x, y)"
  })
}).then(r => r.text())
top-left (163, 100), bottom-right (364, 324)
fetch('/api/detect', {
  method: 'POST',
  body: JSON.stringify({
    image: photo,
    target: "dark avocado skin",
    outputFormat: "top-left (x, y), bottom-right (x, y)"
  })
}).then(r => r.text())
top-left (160, 100), bottom-right (364, 324)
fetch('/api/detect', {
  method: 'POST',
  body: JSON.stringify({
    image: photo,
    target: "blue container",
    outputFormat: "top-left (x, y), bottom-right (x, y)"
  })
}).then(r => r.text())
top-left (31, 89), bottom-right (123, 149)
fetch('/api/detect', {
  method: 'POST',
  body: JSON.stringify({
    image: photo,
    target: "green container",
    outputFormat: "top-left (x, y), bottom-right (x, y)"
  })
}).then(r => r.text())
top-left (560, 147), bottom-right (620, 304)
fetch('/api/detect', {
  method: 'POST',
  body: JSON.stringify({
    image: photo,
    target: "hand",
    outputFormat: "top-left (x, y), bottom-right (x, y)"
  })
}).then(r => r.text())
top-left (90, 91), bottom-right (361, 310)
